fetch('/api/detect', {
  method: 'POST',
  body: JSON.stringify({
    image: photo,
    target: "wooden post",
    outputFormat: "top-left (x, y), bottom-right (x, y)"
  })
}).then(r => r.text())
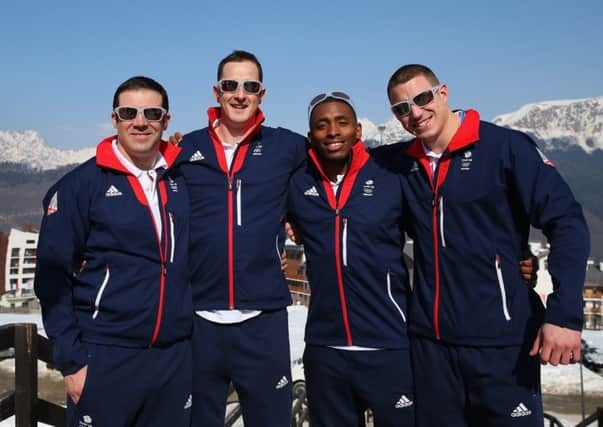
top-left (14, 323), bottom-right (37, 427)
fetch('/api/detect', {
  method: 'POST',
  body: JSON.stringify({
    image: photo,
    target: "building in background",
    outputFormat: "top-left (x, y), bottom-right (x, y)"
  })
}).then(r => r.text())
top-left (530, 241), bottom-right (603, 331)
top-left (0, 227), bottom-right (39, 309)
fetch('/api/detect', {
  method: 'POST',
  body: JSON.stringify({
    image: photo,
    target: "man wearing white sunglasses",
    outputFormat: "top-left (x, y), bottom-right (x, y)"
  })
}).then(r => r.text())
top-left (385, 63), bottom-right (589, 426)
top-left (176, 50), bottom-right (308, 427)
top-left (35, 76), bottom-right (193, 426)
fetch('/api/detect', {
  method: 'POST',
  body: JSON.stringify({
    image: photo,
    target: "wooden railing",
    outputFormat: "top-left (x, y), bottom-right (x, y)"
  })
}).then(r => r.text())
top-left (0, 322), bottom-right (600, 427)
top-left (0, 323), bottom-right (65, 427)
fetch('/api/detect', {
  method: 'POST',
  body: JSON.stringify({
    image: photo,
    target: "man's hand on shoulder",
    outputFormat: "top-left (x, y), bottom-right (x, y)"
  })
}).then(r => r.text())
top-left (168, 132), bottom-right (184, 146)
top-left (529, 323), bottom-right (581, 365)
top-left (285, 221), bottom-right (302, 244)
top-left (64, 365), bottom-right (88, 405)
top-left (520, 254), bottom-right (538, 287)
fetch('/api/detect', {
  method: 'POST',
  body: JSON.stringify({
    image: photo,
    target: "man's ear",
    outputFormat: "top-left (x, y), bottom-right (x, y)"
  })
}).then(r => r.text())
top-left (258, 87), bottom-right (266, 105)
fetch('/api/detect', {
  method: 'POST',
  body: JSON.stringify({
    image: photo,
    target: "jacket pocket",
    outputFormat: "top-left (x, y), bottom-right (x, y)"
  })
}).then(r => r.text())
top-left (92, 265), bottom-right (110, 319)
top-left (236, 179), bottom-right (242, 226)
top-left (387, 270), bottom-right (407, 322)
top-left (439, 196), bottom-right (446, 247)
top-left (169, 212), bottom-right (175, 263)
top-left (342, 218), bottom-right (348, 267)
top-left (495, 255), bottom-right (512, 321)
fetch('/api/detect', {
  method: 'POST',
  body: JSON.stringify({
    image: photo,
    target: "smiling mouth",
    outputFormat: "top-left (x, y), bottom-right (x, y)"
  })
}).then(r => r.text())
top-left (324, 141), bottom-right (345, 151)
top-left (411, 116), bottom-right (432, 132)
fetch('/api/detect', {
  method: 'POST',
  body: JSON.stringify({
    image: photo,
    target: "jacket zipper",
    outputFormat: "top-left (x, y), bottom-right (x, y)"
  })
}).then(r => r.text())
top-left (226, 145), bottom-right (243, 309)
top-left (92, 265), bottom-right (110, 319)
top-left (149, 186), bottom-right (169, 346)
top-left (227, 176), bottom-right (235, 308)
top-left (386, 270), bottom-right (406, 322)
top-left (432, 191), bottom-right (441, 339)
top-left (495, 254), bottom-right (512, 321)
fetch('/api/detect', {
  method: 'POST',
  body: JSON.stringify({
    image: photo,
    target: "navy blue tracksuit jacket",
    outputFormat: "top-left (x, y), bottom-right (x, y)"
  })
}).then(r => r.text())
top-left (287, 141), bottom-right (410, 348)
top-left (380, 109), bottom-right (589, 346)
top-left (35, 136), bottom-right (192, 375)
top-left (177, 107), bottom-right (308, 311)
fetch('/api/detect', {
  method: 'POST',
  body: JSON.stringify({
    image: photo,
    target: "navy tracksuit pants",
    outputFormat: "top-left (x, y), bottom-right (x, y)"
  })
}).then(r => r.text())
top-left (67, 340), bottom-right (192, 427)
top-left (303, 344), bottom-right (415, 427)
top-left (411, 334), bottom-right (543, 427)
top-left (191, 308), bottom-right (292, 427)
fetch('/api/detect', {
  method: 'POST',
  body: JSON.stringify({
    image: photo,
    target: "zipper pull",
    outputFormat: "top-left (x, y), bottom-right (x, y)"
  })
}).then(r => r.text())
top-left (227, 176), bottom-right (233, 191)
top-left (163, 264), bottom-right (167, 276)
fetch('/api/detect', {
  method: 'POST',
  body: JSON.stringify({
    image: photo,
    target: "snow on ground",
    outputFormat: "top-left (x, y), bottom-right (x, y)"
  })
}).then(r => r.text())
top-left (286, 306), bottom-right (603, 396)
top-left (541, 362), bottom-right (603, 395)
top-left (287, 304), bottom-right (307, 363)
top-left (2, 309), bottom-right (602, 395)
top-left (0, 309), bottom-right (601, 426)
top-left (583, 329), bottom-right (603, 365)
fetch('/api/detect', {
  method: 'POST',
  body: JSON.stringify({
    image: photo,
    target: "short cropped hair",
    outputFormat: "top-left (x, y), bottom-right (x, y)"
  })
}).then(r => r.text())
top-left (112, 76), bottom-right (169, 110)
top-left (387, 64), bottom-right (440, 101)
top-left (217, 50), bottom-right (264, 82)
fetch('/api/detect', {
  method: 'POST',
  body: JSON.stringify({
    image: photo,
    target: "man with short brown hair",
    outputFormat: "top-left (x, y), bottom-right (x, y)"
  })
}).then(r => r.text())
top-left (386, 63), bottom-right (589, 426)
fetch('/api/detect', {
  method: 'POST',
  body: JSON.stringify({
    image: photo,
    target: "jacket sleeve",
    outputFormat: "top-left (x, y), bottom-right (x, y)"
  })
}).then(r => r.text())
top-left (34, 174), bottom-right (91, 375)
top-left (508, 131), bottom-right (589, 331)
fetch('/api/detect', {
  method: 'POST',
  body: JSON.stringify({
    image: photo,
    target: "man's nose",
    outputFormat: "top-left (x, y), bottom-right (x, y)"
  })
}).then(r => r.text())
top-left (133, 111), bottom-right (148, 126)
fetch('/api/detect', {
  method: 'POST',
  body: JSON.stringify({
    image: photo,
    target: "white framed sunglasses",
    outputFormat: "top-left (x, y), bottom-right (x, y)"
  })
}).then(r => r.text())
top-left (113, 106), bottom-right (167, 122)
top-left (390, 85), bottom-right (442, 117)
top-left (217, 79), bottom-right (263, 95)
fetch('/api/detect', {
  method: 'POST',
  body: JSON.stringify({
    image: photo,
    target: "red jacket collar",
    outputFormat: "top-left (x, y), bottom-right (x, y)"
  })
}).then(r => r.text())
top-left (308, 140), bottom-right (370, 182)
top-left (407, 109), bottom-right (480, 159)
top-left (96, 135), bottom-right (181, 173)
top-left (206, 106), bottom-right (265, 144)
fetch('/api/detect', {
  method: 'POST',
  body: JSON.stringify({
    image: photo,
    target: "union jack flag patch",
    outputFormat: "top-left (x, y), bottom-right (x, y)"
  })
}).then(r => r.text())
top-left (47, 191), bottom-right (58, 215)
top-left (535, 147), bottom-right (555, 167)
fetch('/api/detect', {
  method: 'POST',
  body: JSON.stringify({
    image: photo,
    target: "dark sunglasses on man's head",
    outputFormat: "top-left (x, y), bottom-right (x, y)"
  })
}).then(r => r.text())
top-left (113, 106), bottom-right (167, 122)
top-left (217, 79), bottom-right (263, 95)
top-left (390, 85), bottom-right (442, 117)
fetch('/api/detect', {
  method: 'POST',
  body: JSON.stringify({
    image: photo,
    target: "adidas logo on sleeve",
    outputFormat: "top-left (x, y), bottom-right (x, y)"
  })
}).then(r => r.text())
top-left (510, 402), bottom-right (532, 417)
top-left (394, 395), bottom-right (413, 408)
top-left (304, 186), bottom-right (319, 197)
top-left (275, 376), bottom-right (289, 389)
top-left (105, 185), bottom-right (123, 197)
top-left (189, 150), bottom-right (205, 162)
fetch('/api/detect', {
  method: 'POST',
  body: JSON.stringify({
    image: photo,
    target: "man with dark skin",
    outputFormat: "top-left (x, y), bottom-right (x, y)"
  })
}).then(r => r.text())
top-left (287, 92), bottom-right (414, 426)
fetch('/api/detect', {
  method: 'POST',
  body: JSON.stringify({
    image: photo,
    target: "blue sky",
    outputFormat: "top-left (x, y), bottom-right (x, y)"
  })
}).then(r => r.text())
top-left (1, 0), bottom-right (602, 150)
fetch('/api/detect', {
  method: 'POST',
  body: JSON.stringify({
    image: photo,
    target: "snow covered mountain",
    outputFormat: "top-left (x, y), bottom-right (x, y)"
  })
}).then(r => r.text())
top-left (0, 130), bottom-right (95, 170)
top-left (3, 95), bottom-right (600, 170)
top-left (359, 117), bottom-right (413, 147)
top-left (361, 95), bottom-right (603, 152)
top-left (492, 96), bottom-right (603, 153)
